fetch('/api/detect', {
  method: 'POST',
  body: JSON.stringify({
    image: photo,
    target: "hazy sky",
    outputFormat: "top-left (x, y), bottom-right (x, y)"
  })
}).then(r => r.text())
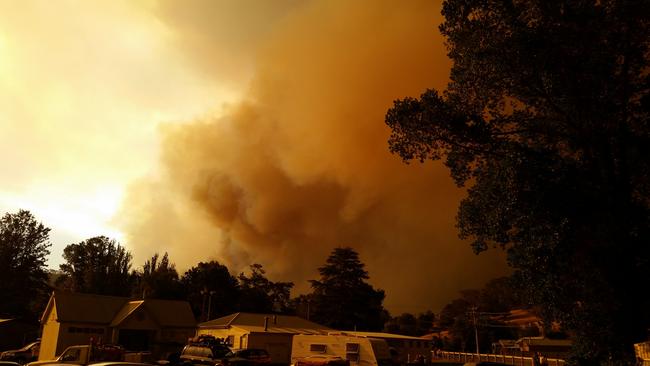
top-left (0, 0), bottom-right (287, 264)
top-left (0, 0), bottom-right (508, 313)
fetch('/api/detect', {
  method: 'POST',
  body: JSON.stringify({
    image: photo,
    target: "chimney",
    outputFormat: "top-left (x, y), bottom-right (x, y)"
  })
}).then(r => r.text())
top-left (273, 315), bottom-right (277, 325)
top-left (264, 316), bottom-right (269, 331)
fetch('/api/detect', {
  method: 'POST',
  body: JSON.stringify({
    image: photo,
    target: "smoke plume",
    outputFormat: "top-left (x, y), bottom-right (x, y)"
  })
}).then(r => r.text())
top-left (119, 0), bottom-right (508, 312)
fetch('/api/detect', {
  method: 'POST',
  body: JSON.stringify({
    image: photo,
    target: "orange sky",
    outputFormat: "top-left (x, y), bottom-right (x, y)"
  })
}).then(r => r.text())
top-left (0, 0), bottom-right (508, 313)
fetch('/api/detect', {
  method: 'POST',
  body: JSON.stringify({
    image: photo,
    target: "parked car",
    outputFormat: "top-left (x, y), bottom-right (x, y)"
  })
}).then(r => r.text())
top-left (226, 349), bottom-right (271, 366)
top-left (1, 342), bottom-right (40, 364)
top-left (179, 336), bottom-right (232, 366)
top-left (27, 344), bottom-right (149, 366)
top-left (0, 361), bottom-right (21, 366)
top-left (74, 363), bottom-right (152, 366)
top-left (179, 336), bottom-right (272, 366)
top-left (36, 363), bottom-right (152, 366)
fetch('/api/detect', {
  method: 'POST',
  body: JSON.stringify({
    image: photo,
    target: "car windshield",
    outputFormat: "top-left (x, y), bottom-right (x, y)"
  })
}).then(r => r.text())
top-left (18, 342), bottom-right (38, 352)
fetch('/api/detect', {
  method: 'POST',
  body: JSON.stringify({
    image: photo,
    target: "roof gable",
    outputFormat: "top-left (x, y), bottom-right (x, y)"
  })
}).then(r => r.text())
top-left (114, 303), bottom-right (161, 329)
top-left (110, 301), bottom-right (145, 327)
top-left (45, 291), bottom-right (196, 328)
top-left (51, 291), bottom-right (127, 324)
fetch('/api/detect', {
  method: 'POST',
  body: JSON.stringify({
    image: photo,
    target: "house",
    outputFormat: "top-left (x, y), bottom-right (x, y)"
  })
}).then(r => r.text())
top-left (491, 309), bottom-right (544, 336)
top-left (197, 312), bottom-right (331, 364)
top-left (342, 331), bottom-right (431, 364)
top-left (515, 337), bottom-right (572, 359)
top-left (38, 291), bottom-right (196, 360)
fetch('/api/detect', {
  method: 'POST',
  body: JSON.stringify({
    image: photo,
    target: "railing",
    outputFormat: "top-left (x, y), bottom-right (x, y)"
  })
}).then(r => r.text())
top-left (434, 351), bottom-right (565, 366)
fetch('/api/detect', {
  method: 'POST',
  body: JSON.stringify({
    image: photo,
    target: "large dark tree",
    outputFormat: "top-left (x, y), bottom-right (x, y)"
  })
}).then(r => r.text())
top-left (57, 236), bottom-right (134, 296)
top-left (386, 1), bottom-right (649, 364)
top-left (134, 252), bottom-right (184, 300)
top-left (0, 210), bottom-right (51, 320)
top-left (181, 260), bottom-right (240, 321)
top-left (238, 264), bottom-right (294, 314)
top-left (309, 247), bottom-right (387, 331)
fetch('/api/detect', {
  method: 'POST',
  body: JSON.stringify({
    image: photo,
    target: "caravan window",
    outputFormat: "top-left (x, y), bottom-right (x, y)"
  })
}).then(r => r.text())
top-left (310, 344), bottom-right (327, 353)
top-left (346, 343), bottom-right (360, 353)
top-left (346, 343), bottom-right (360, 362)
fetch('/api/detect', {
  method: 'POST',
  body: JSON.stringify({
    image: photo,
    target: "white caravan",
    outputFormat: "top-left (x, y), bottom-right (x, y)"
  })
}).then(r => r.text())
top-left (291, 333), bottom-right (393, 366)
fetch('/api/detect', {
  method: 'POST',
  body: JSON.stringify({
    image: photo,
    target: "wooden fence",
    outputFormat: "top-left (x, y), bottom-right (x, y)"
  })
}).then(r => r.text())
top-left (434, 351), bottom-right (565, 366)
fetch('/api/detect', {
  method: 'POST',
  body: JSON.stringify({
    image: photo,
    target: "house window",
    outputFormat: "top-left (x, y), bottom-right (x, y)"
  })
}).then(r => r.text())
top-left (68, 327), bottom-right (103, 335)
top-left (226, 336), bottom-right (235, 346)
top-left (310, 344), bottom-right (327, 353)
top-left (346, 343), bottom-right (360, 362)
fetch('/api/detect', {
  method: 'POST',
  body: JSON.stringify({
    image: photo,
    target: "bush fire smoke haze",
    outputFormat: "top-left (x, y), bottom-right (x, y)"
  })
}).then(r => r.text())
top-left (118, 0), bottom-right (508, 312)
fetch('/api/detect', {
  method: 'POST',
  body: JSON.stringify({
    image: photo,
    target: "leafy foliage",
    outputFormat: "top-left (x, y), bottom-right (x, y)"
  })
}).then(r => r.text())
top-left (386, 1), bottom-right (650, 363)
top-left (384, 311), bottom-right (435, 336)
top-left (57, 236), bottom-right (134, 296)
top-left (238, 263), bottom-right (294, 314)
top-left (181, 260), bottom-right (239, 320)
top-left (309, 247), bottom-right (387, 331)
top-left (0, 210), bottom-right (51, 320)
top-left (438, 280), bottom-right (527, 352)
top-left (134, 252), bottom-right (184, 300)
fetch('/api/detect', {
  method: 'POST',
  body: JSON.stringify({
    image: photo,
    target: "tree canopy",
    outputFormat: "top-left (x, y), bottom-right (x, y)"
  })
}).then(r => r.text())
top-left (386, 1), bottom-right (649, 364)
top-left (57, 236), bottom-right (134, 296)
top-left (384, 311), bottom-right (435, 337)
top-left (135, 252), bottom-right (184, 300)
top-left (238, 263), bottom-right (294, 314)
top-left (181, 260), bottom-right (240, 320)
top-left (0, 210), bottom-right (51, 320)
top-left (309, 247), bottom-right (387, 331)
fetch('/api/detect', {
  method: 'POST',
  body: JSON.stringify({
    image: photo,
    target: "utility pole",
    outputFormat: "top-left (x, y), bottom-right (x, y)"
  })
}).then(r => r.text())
top-left (200, 288), bottom-right (208, 322)
top-left (207, 290), bottom-right (216, 321)
top-left (470, 306), bottom-right (480, 358)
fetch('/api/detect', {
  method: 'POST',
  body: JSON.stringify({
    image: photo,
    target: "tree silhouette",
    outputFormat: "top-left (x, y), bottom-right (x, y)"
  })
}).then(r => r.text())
top-left (238, 264), bottom-right (294, 314)
top-left (386, 1), bottom-right (650, 363)
top-left (0, 210), bottom-right (51, 320)
top-left (181, 260), bottom-right (239, 320)
top-left (134, 252), bottom-right (184, 300)
top-left (57, 236), bottom-right (134, 296)
top-left (309, 247), bottom-right (387, 331)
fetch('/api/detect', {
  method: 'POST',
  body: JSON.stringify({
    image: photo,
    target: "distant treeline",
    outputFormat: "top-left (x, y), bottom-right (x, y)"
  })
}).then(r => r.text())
top-left (0, 210), bottom-right (387, 331)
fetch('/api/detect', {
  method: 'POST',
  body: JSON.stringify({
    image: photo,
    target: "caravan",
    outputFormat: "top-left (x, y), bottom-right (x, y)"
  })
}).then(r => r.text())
top-left (291, 334), bottom-right (393, 366)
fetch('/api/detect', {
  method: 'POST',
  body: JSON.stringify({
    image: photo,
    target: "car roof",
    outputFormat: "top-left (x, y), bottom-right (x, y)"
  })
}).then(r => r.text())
top-left (90, 363), bottom-right (153, 366)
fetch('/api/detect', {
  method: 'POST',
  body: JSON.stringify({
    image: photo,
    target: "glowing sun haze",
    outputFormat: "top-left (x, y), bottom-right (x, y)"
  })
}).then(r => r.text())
top-left (0, 0), bottom-right (508, 312)
top-left (0, 0), bottom-right (282, 264)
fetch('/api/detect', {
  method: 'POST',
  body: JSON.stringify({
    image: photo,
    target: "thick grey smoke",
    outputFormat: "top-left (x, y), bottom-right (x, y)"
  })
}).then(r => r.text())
top-left (119, 0), bottom-right (508, 313)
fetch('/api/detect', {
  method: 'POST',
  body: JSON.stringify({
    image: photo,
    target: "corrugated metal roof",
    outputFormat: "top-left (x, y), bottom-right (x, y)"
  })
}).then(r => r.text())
top-left (516, 337), bottom-right (572, 347)
top-left (46, 291), bottom-right (196, 328)
top-left (53, 291), bottom-right (127, 324)
top-left (233, 325), bottom-right (330, 335)
top-left (339, 331), bottom-right (427, 341)
top-left (143, 299), bottom-right (196, 327)
top-left (199, 312), bottom-right (330, 331)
